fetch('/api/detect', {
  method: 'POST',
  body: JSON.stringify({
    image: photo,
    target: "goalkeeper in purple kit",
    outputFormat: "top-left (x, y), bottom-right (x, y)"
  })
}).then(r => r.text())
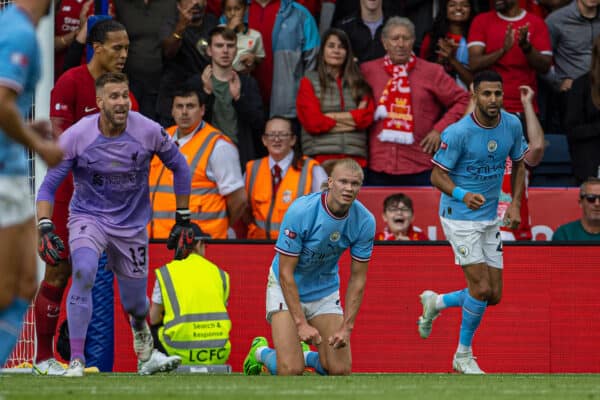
top-left (36, 72), bottom-right (192, 377)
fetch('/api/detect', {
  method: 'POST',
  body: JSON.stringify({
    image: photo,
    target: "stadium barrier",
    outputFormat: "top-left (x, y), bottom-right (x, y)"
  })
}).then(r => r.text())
top-left (355, 187), bottom-right (581, 241)
top-left (99, 242), bottom-right (599, 373)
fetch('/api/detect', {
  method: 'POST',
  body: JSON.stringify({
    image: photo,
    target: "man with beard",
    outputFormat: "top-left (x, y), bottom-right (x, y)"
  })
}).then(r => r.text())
top-left (33, 18), bottom-right (139, 375)
top-left (157, 0), bottom-right (218, 126)
top-left (36, 72), bottom-right (192, 377)
top-left (419, 70), bottom-right (528, 374)
top-left (0, 0), bottom-right (63, 369)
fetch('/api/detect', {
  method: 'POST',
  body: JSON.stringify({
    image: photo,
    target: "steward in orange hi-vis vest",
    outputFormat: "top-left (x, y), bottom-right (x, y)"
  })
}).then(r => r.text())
top-left (245, 156), bottom-right (319, 239)
top-left (149, 123), bottom-right (231, 239)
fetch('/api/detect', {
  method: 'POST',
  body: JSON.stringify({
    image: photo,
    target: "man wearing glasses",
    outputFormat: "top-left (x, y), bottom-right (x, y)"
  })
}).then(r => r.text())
top-left (552, 177), bottom-right (600, 241)
top-left (244, 117), bottom-right (327, 239)
top-left (149, 87), bottom-right (247, 239)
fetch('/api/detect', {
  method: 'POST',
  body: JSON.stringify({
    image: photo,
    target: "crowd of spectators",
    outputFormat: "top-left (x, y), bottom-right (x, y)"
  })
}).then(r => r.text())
top-left (49, 0), bottom-right (600, 240)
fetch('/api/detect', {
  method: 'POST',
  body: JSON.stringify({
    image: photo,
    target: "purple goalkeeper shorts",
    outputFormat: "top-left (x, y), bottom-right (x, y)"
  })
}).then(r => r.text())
top-left (68, 215), bottom-right (148, 279)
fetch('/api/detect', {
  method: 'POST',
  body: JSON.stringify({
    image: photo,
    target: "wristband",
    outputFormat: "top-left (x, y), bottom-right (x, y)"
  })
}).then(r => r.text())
top-left (172, 32), bottom-right (182, 40)
top-left (175, 208), bottom-right (191, 224)
top-left (452, 187), bottom-right (468, 201)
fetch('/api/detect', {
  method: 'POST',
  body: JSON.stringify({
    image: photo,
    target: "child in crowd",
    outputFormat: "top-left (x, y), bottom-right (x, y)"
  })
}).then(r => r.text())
top-left (221, 0), bottom-right (265, 73)
top-left (376, 193), bottom-right (429, 241)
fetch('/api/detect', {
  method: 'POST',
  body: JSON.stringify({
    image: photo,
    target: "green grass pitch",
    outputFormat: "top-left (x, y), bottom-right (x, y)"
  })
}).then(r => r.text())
top-left (1, 374), bottom-right (600, 400)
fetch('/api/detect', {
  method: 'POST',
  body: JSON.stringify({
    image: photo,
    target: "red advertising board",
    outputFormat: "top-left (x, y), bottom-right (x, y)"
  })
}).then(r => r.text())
top-left (109, 243), bottom-right (600, 373)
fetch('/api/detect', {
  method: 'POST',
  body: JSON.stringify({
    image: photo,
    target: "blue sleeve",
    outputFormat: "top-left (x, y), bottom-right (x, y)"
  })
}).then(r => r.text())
top-left (432, 125), bottom-right (462, 171)
top-left (350, 212), bottom-right (375, 262)
top-left (0, 28), bottom-right (35, 93)
top-left (155, 128), bottom-right (191, 195)
top-left (274, 199), bottom-right (306, 256)
top-left (300, 6), bottom-right (320, 53)
top-left (510, 121), bottom-right (528, 162)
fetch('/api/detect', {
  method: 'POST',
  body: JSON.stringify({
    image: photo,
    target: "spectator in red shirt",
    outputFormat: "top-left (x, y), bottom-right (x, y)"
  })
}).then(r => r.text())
top-left (296, 28), bottom-right (374, 168)
top-left (361, 17), bottom-right (469, 186)
top-left (468, 0), bottom-right (552, 115)
top-left (54, 0), bottom-right (92, 82)
top-left (376, 193), bottom-right (428, 240)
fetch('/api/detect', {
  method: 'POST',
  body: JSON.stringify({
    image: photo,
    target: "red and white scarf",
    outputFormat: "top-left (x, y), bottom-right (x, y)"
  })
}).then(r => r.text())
top-left (374, 53), bottom-right (417, 145)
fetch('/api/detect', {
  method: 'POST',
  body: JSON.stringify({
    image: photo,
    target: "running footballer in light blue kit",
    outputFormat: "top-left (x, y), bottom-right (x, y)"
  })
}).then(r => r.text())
top-left (244, 158), bottom-right (375, 376)
top-left (36, 72), bottom-right (192, 377)
top-left (418, 70), bottom-right (528, 374)
top-left (0, 0), bottom-right (63, 368)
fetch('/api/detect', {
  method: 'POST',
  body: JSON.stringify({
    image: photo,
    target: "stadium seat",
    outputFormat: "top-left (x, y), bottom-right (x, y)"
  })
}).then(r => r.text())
top-left (530, 133), bottom-right (577, 187)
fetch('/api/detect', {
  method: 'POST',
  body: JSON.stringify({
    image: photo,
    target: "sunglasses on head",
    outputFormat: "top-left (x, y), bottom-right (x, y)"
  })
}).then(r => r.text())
top-left (580, 194), bottom-right (600, 203)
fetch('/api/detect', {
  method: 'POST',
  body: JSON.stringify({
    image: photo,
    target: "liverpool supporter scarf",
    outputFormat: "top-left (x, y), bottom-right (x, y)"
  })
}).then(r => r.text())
top-left (374, 54), bottom-right (417, 145)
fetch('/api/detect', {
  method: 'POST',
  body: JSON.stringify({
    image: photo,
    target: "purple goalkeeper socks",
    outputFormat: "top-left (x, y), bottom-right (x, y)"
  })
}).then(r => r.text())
top-left (67, 247), bottom-right (100, 361)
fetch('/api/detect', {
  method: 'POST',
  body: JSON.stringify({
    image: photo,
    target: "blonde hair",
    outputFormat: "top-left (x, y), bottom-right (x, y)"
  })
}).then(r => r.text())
top-left (330, 158), bottom-right (364, 182)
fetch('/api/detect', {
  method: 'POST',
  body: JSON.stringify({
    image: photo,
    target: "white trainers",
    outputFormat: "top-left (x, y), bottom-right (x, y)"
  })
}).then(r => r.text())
top-left (453, 352), bottom-right (485, 374)
top-left (138, 349), bottom-right (182, 375)
top-left (33, 358), bottom-right (66, 376)
top-left (64, 359), bottom-right (85, 377)
top-left (132, 322), bottom-right (153, 362)
top-left (417, 290), bottom-right (440, 339)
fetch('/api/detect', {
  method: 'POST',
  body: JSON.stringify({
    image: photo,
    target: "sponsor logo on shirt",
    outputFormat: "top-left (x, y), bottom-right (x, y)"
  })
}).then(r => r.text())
top-left (440, 141), bottom-right (448, 150)
top-left (84, 106), bottom-right (97, 113)
top-left (54, 103), bottom-right (69, 111)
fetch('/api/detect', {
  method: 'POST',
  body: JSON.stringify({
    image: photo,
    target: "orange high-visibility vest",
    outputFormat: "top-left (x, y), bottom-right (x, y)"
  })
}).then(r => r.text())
top-left (245, 156), bottom-right (317, 239)
top-left (149, 123), bottom-right (230, 239)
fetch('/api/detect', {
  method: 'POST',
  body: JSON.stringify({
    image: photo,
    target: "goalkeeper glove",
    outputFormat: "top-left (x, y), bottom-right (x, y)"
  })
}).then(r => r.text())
top-left (166, 209), bottom-right (194, 260)
top-left (38, 218), bottom-right (67, 266)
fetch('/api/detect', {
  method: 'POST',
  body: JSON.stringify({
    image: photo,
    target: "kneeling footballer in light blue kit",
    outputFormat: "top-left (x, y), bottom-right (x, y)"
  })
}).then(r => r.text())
top-left (244, 158), bottom-right (375, 376)
top-left (419, 70), bottom-right (528, 374)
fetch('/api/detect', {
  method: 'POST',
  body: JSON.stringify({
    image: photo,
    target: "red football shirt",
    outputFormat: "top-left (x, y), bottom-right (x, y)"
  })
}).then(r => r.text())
top-left (497, 158), bottom-right (532, 240)
top-left (468, 11), bottom-right (552, 113)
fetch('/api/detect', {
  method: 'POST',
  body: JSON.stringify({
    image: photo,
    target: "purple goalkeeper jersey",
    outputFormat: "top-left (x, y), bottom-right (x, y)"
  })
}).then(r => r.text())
top-left (37, 111), bottom-right (191, 234)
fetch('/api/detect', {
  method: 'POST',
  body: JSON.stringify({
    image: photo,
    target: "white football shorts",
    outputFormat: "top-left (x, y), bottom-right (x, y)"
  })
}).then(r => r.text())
top-left (0, 175), bottom-right (34, 228)
top-left (440, 217), bottom-right (503, 269)
top-left (265, 268), bottom-right (343, 323)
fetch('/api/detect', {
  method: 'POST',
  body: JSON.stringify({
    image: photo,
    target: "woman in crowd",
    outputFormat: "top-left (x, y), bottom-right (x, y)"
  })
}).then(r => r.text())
top-left (296, 28), bottom-right (374, 168)
top-left (420, 0), bottom-right (474, 89)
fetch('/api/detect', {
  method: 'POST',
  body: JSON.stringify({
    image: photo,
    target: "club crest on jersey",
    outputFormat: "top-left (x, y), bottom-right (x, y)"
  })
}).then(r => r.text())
top-left (284, 229), bottom-right (296, 239)
top-left (457, 245), bottom-right (469, 257)
top-left (10, 52), bottom-right (28, 67)
top-left (487, 140), bottom-right (498, 153)
top-left (329, 231), bottom-right (341, 242)
top-left (282, 190), bottom-right (292, 204)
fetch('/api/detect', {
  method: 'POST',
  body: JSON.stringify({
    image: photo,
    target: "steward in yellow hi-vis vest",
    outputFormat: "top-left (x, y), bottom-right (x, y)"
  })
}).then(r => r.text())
top-left (149, 122), bottom-right (231, 239)
top-left (151, 223), bottom-right (231, 366)
top-left (245, 155), bottom-right (318, 239)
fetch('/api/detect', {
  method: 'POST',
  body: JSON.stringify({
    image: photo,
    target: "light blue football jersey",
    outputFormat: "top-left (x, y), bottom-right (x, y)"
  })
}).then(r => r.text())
top-left (432, 111), bottom-right (528, 221)
top-left (0, 5), bottom-right (41, 176)
top-left (272, 191), bottom-right (375, 302)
